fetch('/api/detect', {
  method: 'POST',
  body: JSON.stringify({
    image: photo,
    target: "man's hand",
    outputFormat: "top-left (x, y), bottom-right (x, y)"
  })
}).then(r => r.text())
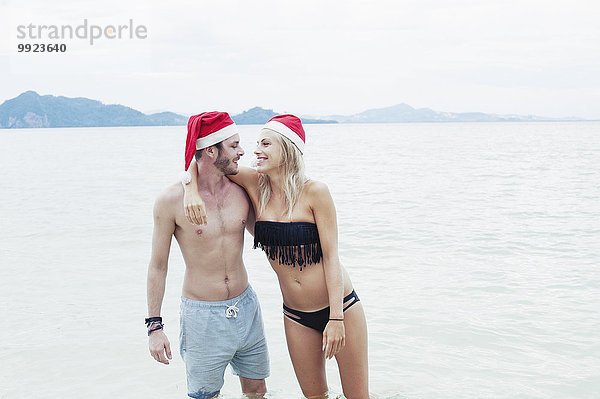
top-left (183, 187), bottom-right (208, 225)
top-left (149, 330), bottom-right (172, 365)
top-left (322, 320), bottom-right (345, 359)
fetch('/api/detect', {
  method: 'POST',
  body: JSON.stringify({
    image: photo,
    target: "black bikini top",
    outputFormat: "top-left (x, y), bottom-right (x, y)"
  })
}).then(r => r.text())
top-left (253, 221), bottom-right (323, 270)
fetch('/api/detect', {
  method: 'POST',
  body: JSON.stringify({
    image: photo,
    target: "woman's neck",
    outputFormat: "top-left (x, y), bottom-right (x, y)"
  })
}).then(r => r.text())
top-left (265, 170), bottom-right (284, 196)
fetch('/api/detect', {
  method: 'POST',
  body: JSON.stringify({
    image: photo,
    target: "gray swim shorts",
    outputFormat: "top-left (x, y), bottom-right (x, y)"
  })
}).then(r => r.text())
top-left (179, 285), bottom-right (270, 399)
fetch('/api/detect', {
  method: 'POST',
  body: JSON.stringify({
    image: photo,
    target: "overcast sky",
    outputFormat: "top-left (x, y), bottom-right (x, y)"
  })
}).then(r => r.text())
top-left (1, 0), bottom-right (599, 118)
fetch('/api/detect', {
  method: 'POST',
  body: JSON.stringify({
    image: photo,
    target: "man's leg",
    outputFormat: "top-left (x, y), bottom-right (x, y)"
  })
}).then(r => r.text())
top-left (180, 298), bottom-right (235, 399)
top-left (230, 287), bottom-right (270, 395)
top-left (239, 377), bottom-right (267, 397)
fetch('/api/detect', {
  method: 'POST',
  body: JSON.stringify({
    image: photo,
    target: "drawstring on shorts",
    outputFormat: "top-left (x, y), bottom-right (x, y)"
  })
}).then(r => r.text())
top-left (225, 301), bottom-right (239, 318)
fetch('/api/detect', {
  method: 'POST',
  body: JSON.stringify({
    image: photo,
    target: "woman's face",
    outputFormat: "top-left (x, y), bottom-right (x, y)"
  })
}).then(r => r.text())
top-left (254, 129), bottom-right (281, 173)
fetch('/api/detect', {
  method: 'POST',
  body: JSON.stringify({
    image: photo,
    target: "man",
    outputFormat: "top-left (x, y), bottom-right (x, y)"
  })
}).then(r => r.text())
top-left (146, 111), bottom-right (269, 399)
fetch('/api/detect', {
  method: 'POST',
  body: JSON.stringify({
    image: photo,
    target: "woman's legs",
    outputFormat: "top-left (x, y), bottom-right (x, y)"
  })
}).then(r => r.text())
top-left (284, 316), bottom-right (329, 398)
top-left (334, 302), bottom-right (369, 399)
top-left (284, 302), bottom-right (369, 399)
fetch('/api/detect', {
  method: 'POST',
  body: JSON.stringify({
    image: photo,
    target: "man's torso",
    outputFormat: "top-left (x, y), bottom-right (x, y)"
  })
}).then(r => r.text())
top-left (167, 180), bottom-right (251, 301)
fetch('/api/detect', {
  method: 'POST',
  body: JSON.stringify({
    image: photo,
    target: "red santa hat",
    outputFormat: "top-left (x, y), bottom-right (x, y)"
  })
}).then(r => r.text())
top-left (262, 114), bottom-right (306, 154)
top-left (185, 111), bottom-right (238, 169)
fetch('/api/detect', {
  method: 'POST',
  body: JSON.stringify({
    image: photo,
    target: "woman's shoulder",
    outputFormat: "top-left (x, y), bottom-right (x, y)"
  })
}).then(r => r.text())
top-left (304, 179), bottom-right (328, 191)
top-left (304, 179), bottom-right (332, 201)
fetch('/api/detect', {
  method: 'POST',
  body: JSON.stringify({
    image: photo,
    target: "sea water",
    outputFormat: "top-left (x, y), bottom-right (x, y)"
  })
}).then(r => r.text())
top-left (1, 122), bottom-right (599, 398)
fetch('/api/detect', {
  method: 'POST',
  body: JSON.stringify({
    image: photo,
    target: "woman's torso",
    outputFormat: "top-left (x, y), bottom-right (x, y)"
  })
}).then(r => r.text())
top-left (247, 179), bottom-right (353, 311)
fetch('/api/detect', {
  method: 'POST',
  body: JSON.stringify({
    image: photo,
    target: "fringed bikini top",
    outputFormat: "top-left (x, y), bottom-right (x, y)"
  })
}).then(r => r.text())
top-left (253, 221), bottom-right (323, 270)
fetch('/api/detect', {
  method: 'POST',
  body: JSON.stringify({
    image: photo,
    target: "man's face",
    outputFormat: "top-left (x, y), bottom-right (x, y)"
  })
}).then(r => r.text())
top-left (214, 134), bottom-right (244, 175)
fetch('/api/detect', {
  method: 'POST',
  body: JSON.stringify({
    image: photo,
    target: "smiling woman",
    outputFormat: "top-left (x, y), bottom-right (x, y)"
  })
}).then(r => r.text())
top-left (255, 129), bottom-right (306, 220)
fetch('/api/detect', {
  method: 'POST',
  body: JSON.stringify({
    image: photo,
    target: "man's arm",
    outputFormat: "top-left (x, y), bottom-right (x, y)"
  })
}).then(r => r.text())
top-left (146, 190), bottom-right (176, 364)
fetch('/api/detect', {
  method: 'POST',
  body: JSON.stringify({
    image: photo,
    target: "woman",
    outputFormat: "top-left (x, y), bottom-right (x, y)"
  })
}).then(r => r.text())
top-left (184, 114), bottom-right (369, 399)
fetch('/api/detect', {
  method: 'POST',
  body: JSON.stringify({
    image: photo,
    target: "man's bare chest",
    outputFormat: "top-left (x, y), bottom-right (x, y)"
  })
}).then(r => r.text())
top-left (176, 196), bottom-right (249, 240)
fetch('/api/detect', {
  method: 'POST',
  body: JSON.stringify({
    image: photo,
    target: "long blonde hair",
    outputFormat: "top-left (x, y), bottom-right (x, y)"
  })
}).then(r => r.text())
top-left (257, 129), bottom-right (307, 219)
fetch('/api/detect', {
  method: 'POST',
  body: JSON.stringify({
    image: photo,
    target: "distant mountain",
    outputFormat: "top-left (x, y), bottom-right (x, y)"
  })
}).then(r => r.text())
top-left (315, 103), bottom-right (581, 123)
top-left (231, 107), bottom-right (337, 125)
top-left (0, 91), bottom-right (187, 128)
top-left (0, 91), bottom-right (583, 129)
top-left (231, 107), bottom-right (277, 125)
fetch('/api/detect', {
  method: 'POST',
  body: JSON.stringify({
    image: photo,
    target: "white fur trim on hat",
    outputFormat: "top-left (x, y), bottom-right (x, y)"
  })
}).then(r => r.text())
top-left (196, 123), bottom-right (239, 150)
top-left (262, 120), bottom-right (305, 153)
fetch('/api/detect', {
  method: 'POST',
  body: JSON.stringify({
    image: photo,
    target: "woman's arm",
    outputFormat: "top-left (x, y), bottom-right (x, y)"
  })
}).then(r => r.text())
top-left (183, 160), bottom-right (206, 225)
top-left (245, 193), bottom-right (256, 237)
top-left (309, 181), bottom-right (345, 359)
top-left (224, 164), bottom-right (258, 188)
top-left (183, 159), bottom-right (259, 225)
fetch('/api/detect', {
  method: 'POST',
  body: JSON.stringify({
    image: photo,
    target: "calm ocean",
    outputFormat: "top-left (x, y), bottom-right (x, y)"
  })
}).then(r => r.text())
top-left (1, 122), bottom-right (599, 398)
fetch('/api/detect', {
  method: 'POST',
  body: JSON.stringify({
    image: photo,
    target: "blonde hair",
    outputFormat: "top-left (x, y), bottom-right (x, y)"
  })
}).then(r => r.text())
top-left (257, 129), bottom-right (307, 219)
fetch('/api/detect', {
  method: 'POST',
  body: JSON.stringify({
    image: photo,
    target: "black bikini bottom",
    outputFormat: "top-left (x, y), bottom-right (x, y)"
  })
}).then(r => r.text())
top-left (282, 290), bottom-right (360, 333)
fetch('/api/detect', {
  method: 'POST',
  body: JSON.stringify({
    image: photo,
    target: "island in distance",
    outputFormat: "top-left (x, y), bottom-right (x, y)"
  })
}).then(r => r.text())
top-left (0, 91), bottom-right (582, 129)
top-left (0, 91), bottom-right (187, 129)
top-left (0, 91), bottom-right (335, 128)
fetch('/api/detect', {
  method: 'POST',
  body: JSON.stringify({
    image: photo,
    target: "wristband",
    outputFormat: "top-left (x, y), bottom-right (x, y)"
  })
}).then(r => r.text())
top-left (145, 316), bottom-right (162, 327)
top-left (329, 318), bottom-right (344, 321)
top-left (147, 324), bottom-right (164, 336)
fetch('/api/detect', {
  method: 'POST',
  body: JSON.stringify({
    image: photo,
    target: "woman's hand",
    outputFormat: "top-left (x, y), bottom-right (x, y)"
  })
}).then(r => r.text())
top-left (322, 320), bottom-right (345, 359)
top-left (183, 185), bottom-right (208, 225)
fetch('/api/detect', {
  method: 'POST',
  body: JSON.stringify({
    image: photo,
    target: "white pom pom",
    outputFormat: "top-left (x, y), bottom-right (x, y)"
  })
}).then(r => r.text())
top-left (180, 171), bottom-right (192, 185)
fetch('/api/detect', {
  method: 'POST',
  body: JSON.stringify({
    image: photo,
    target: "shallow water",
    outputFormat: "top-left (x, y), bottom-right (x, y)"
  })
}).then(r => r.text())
top-left (1, 122), bottom-right (599, 398)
